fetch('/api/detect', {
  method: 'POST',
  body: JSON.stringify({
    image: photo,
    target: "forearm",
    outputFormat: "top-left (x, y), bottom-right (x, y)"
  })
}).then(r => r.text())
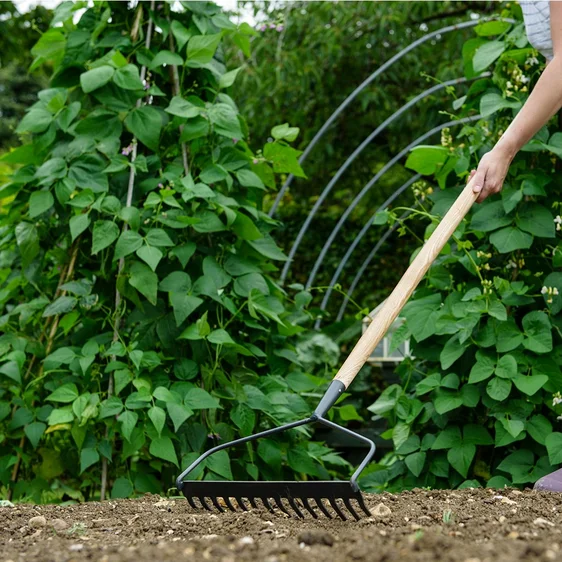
top-left (494, 56), bottom-right (562, 159)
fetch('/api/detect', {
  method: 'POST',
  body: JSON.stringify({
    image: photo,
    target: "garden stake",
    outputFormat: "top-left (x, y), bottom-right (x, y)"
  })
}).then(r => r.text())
top-left (176, 180), bottom-right (479, 521)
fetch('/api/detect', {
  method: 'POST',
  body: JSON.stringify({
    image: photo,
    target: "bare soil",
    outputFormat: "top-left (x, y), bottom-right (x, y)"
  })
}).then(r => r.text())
top-left (3, 488), bottom-right (562, 562)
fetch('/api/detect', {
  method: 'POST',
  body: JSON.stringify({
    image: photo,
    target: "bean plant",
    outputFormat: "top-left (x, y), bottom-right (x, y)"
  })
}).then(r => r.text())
top-left (0, 1), bottom-right (351, 502)
top-left (363, 8), bottom-right (562, 491)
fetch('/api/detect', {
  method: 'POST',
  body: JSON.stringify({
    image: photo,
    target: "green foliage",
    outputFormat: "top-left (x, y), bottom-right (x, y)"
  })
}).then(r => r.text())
top-left (0, 1), bottom-right (349, 503)
top-left (362, 4), bottom-right (562, 492)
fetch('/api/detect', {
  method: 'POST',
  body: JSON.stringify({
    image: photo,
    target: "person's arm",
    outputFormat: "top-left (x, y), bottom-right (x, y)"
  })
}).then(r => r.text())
top-left (471, 1), bottom-right (562, 202)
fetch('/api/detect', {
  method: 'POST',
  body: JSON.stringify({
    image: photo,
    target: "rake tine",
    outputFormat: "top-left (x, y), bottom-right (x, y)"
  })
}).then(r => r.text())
top-left (223, 497), bottom-right (237, 512)
top-left (314, 498), bottom-right (333, 519)
top-left (343, 497), bottom-right (360, 521)
top-left (248, 497), bottom-right (258, 509)
top-left (329, 498), bottom-right (347, 521)
top-left (262, 497), bottom-right (275, 513)
top-left (287, 496), bottom-right (305, 518)
top-left (187, 496), bottom-right (198, 510)
top-left (199, 497), bottom-right (213, 511)
top-left (356, 494), bottom-right (371, 516)
top-left (210, 496), bottom-right (225, 513)
top-left (302, 498), bottom-right (318, 519)
top-left (273, 497), bottom-right (291, 516)
top-left (235, 497), bottom-right (249, 511)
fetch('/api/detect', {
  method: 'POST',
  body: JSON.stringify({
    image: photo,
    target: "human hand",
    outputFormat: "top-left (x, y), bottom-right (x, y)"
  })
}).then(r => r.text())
top-left (469, 148), bottom-right (513, 203)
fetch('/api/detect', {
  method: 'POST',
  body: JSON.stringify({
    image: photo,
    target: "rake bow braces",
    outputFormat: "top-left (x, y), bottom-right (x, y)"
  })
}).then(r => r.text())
top-left (176, 381), bottom-right (375, 521)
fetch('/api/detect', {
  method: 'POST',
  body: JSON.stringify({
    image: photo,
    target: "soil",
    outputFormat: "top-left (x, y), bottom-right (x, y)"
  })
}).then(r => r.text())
top-left (2, 488), bottom-right (562, 562)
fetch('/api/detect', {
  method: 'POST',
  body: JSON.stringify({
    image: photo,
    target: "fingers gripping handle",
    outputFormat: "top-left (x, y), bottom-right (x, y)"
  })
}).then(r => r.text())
top-left (334, 181), bottom-right (479, 389)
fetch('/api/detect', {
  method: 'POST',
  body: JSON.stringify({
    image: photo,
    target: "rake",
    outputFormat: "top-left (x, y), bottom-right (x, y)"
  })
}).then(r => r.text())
top-left (176, 181), bottom-right (478, 520)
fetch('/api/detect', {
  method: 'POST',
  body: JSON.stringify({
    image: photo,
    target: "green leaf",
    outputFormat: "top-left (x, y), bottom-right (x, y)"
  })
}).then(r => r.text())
top-left (219, 67), bottom-right (242, 89)
top-left (490, 227), bottom-right (533, 253)
top-left (15, 222), bottom-right (40, 266)
top-left (463, 424), bottom-right (493, 446)
top-left (149, 436), bottom-right (178, 466)
top-left (171, 19), bottom-right (191, 50)
top-left (496, 319), bottom-right (523, 352)
top-left (501, 418), bottom-right (525, 439)
top-left (16, 108), bottom-right (53, 133)
top-left (42, 296), bottom-right (77, 317)
top-left (527, 415), bottom-right (552, 446)
top-left (184, 387), bottom-right (220, 410)
top-left (405, 145), bottom-right (448, 175)
top-left (544, 272), bottom-right (562, 315)
top-left (29, 191), bottom-right (54, 218)
top-left (166, 402), bottom-right (193, 431)
top-left (516, 203), bottom-right (555, 238)
top-left (287, 447), bottom-right (322, 477)
top-left (236, 169), bottom-right (265, 190)
top-left (92, 220), bottom-right (119, 254)
top-left (263, 141), bottom-right (306, 177)
top-left (118, 410), bottom-right (138, 442)
top-left (271, 122), bottom-right (300, 142)
top-left (68, 212), bottom-right (91, 241)
top-left (80, 447), bottom-right (100, 473)
top-left (247, 235), bottom-right (287, 261)
top-left (113, 64), bottom-right (143, 90)
top-left (447, 444), bottom-right (476, 478)
top-left (145, 228), bottom-right (174, 247)
top-left (545, 433), bottom-right (562, 465)
top-left (475, 20), bottom-right (511, 36)
top-left (129, 262), bottom-right (158, 305)
top-left (230, 403), bottom-right (255, 435)
top-left (148, 406), bottom-right (166, 436)
top-left (495, 354), bottom-right (517, 379)
top-left (434, 392), bottom-right (463, 415)
top-left (470, 201), bottom-right (512, 232)
top-left (136, 245), bottom-right (163, 271)
top-left (187, 33), bottom-right (222, 65)
top-left (522, 311), bottom-right (552, 354)
top-left (405, 451), bottom-right (426, 478)
top-left (111, 477), bottom-right (133, 499)
top-left (231, 211), bottom-right (262, 240)
top-left (48, 407), bottom-right (74, 425)
top-left (513, 374), bottom-right (548, 396)
top-left (472, 40), bottom-right (505, 72)
top-left (47, 383), bottom-right (79, 403)
top-left (207, 449), bottom-right (233, 479)
top-left (208, 103), bottom-right (243, 139)
top-left (486, 377), bottom-right (512, 401)
top-left (497, 449), bottom-right (534, 477)
top-left (80, 65), bottom-right (115, 93)
top-left (468, 352), bottom-right (495, 383)
top-left (150, 50), bottom-right (183, 69)
top-left (416, 373), bottom-right (441, 395)
top-left (165, 96), bottom-right (200, 118)
top-left (124, 106), bottom-right (162, 151)
top-left (24, 422), bottom-right (46, 449)
top-left (99, 396), bottom-right (124, 419)
top-left (440, 335), bottom-right (467, 369)
top-left (479, 93), bottom-right (521, 117)
top-left (114, 230), bottom-right (143, 259)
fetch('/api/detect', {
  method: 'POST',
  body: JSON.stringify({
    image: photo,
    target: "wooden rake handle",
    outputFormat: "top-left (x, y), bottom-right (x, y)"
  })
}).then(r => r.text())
top-left (334, 181), bottom-right (479, 389)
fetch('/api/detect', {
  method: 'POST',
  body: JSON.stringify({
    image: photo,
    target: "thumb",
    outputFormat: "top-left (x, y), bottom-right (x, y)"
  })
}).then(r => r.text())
top-left (471, 169), bottom-right (486, 194)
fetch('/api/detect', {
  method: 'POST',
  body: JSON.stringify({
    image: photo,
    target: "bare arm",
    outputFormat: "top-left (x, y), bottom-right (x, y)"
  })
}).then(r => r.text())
top-left (472, 1), bottom-right (562, 202)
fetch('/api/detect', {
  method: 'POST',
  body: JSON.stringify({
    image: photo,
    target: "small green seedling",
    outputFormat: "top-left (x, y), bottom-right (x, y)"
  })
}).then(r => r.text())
top-left (442, 509), bottom-right (455, 525)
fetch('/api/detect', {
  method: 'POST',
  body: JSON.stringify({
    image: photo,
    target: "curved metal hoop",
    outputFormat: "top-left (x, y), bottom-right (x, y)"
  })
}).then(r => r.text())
top-left (279, 73), bottom-right (489, 284)
top-left (305, 114), bottom-right (482, 290)
top-left (268, 17), bottom-right (514, 218)
top-left (336, 209), bottom-right (414, 322)
top-left (313, 174), bottom-right (421, 329)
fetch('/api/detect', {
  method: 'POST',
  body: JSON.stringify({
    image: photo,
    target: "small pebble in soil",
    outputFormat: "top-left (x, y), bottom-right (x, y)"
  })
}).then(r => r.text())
top-left (237, 536), bottom-right (255, 547)
top-left (498, 516), bottom-right (506, 524)
top-left (533, 518), bottom-right (554, 527)
top-left (51, 519), bottom-right (68, 532)
top-left (28, 516), bottom-right (47, 528)
top-left (372, 503), bottom-right (392, 519)
top-left (297, 530), bottom-right (334, 547)
top-left (69, 544), bottom-right (83, 552)
top-left (0, 500), bottom-right (14, 508)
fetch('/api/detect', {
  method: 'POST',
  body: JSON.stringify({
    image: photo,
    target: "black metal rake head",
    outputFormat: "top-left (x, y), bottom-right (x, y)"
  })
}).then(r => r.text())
top-left (175, 381), bottom-right (376, 522)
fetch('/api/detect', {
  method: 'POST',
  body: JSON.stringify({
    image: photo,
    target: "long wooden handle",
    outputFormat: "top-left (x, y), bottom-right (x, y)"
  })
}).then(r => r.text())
top-left (334, 181), bottom-right (478, 389)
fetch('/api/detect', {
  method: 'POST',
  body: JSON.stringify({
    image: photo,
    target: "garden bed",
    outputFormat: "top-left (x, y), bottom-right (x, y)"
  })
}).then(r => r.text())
top-left (2, 488), bottom-right (562, 561)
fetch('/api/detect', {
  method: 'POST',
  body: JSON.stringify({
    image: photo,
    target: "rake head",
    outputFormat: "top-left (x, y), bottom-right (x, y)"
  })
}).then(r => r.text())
top-left (176, 382), bottom-right (376, 522)
top-left (181, 479), bottom-right (370, 521)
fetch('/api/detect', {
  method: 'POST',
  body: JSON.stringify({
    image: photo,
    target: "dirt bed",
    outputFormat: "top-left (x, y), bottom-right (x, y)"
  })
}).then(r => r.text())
top-left (3, 488), bottom-right (562, 562)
